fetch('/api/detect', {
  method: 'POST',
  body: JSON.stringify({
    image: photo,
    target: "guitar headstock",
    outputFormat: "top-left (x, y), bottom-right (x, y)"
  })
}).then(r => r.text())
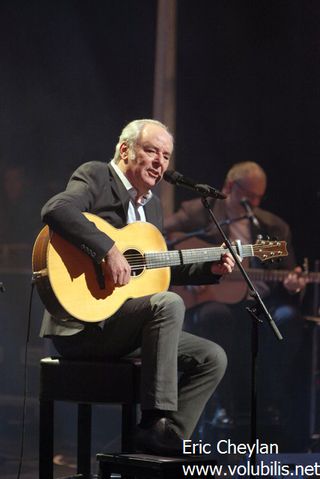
top-left (253, 239), bottom-right (288, 262)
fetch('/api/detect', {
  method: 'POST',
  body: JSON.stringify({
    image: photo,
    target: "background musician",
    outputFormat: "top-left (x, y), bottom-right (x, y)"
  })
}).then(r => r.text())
top-left (164, 161), bottom-right (308, 450)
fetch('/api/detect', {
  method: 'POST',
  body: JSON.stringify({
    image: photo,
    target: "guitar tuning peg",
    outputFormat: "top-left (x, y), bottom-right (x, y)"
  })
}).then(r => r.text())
top-left (257, 234), bottom-right (263, 241)
top-left (265, 235), bottom-right (270, 241)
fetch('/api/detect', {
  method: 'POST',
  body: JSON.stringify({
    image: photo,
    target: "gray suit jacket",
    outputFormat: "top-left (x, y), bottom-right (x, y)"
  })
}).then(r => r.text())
top-left (40, 161), bottom-right (220, 336)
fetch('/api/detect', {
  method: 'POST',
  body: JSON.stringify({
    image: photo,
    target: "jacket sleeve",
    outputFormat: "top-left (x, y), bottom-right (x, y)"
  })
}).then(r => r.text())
top-left (41, 162), bottom-right (114, 263)
top-left (170, 262), bottom-right (221, 286)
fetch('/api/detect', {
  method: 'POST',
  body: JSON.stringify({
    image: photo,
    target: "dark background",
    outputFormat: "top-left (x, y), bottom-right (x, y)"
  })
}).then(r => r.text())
top-left (0, 0), bottom-right (319, 260)
top-left (175, 1), bottom-right (319, 265)
top-left (0, 0), bottom-right (319, 474)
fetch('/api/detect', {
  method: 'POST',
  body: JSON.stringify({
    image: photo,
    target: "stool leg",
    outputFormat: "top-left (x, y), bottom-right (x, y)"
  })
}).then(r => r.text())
top-left (39, 399), bottom-right (54, 479)
top-left (77, 403), bottom-right (92, 476)
top-left (99, 464), bottom-right (112, 479)
top-left (121, 403), bottom-right (137, 452)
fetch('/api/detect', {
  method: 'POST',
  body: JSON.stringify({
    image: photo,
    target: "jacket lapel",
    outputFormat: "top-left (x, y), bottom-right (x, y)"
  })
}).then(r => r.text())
top-left (107, 163), bottom-right (131, 218)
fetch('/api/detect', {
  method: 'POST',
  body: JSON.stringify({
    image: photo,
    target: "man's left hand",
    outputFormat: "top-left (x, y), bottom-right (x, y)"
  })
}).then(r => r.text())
top-left (283, 266), bottom-right (308, 294)
top-left (211, 252), bottom-right (235, 276)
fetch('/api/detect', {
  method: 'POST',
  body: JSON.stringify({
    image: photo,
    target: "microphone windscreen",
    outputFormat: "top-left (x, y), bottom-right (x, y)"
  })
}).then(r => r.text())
top-left (163, 170), bottom-right (181, 184)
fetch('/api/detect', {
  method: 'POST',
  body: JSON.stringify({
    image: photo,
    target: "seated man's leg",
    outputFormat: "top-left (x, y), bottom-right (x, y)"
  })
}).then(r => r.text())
top-left (51, 291), bottom-right (227, 451)
top-left (115, 291), bottom-right (186, 413)
top-left (169, 330), bottom-right (227, 439)
top-left (184, 302), bottom-right (236, 422)
top-left (51, 292), bottom-right (186, 414)
top-left (119, 291), bottom-right (227, 437)
top-left (117, 291), bottom-right (227, 450)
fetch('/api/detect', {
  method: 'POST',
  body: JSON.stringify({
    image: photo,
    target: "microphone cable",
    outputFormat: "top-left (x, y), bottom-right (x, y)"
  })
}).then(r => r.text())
top-left (16, 280), bottom-right (35, 479)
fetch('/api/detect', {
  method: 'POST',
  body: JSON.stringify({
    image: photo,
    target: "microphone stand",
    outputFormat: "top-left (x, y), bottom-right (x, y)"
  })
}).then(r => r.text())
top-left (199, 195), bottom-right (283, 477)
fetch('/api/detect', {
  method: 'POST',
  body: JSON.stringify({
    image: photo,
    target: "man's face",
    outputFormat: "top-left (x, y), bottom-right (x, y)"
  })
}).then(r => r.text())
top-left (227, 173), bottom-right (267, 211)
top-left (120, 124), bottom-right (173, 196)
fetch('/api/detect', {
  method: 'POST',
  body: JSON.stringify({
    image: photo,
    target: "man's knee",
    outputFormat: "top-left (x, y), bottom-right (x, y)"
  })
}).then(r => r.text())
top-left (205, 342), bottom-right (228, 379)
top-left (151, 291), bottom-right (186, 319)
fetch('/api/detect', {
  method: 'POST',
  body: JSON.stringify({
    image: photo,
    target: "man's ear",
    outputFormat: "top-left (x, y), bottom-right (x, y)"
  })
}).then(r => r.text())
top-left (119, 142), bottom-right (129, 162)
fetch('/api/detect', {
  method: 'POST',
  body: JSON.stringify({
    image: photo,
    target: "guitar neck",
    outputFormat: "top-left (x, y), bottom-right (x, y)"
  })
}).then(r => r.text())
top-left (144, 244), bottom-right (253, 269)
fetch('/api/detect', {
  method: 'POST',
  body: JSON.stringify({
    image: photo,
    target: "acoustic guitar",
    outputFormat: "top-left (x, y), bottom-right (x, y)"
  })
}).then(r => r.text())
top-left (32, 213), bottom-right (288, 322)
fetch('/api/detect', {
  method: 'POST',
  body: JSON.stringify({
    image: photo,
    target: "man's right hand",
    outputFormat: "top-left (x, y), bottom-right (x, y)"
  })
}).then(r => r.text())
top-left (104, 244), bottom-right (131, 287)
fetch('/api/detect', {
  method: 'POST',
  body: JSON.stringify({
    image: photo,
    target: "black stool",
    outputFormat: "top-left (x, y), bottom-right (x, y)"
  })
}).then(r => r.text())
top-left (97, 452), bottom-right (218, 479)
top-left (39, 356), bottom-right (141, 479)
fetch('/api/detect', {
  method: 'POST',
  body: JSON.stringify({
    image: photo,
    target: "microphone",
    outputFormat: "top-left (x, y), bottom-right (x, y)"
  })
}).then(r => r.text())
top-left (240, 197), bottom-right (260, 228)
top-left (163, 170), bottom-right (226, 200)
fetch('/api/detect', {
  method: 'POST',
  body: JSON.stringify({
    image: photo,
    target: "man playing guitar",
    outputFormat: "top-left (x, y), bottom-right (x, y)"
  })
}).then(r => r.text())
top-left (36, 119), bottom-right (236, 456)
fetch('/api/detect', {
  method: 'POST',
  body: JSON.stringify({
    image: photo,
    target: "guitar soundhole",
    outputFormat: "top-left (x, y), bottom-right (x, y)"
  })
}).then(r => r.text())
top-left (124, 248), bottom-right (145, 276)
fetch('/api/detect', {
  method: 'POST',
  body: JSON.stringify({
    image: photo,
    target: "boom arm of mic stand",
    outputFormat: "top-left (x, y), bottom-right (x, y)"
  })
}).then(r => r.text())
top-left (201, 196), bottom-right (283, 341)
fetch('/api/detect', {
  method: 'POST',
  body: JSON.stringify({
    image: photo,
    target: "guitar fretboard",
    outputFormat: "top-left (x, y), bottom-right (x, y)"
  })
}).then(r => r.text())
top-left (144, 244), bottom-right (254, 269)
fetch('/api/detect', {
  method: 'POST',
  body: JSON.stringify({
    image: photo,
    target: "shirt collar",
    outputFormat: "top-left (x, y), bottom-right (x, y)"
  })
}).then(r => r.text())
top-left (110, 159), bottom-right (153, 206)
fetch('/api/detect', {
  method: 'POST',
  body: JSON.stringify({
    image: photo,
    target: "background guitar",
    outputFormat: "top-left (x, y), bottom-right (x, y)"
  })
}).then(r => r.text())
top-left (169, 235), bottom-right (315, 307)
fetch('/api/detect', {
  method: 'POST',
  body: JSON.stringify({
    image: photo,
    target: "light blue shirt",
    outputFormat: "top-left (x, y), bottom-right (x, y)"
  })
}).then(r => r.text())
top-left (111, 160), bottom-right (153, 223)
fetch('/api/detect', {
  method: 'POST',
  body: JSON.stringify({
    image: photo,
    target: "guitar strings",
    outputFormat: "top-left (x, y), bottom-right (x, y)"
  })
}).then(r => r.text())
top-left (123, 246), bottom-right (254, 262)
top-left (121, 244), bottom-right (283, 270)
top-left (123, 245), bottom-right (253, 267)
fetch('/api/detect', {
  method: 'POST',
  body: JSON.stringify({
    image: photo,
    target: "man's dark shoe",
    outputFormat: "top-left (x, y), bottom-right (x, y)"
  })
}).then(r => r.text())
top-left (134, 417), bottom-right (183, 456)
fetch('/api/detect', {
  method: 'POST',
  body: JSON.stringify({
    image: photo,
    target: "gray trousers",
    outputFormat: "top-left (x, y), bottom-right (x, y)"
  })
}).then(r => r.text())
top-left (52, 291), bottom-right (227, 438)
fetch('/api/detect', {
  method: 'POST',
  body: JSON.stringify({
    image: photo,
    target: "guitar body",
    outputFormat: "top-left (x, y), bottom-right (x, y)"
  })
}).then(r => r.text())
top-left (32, 213), bottom-right (170, 322)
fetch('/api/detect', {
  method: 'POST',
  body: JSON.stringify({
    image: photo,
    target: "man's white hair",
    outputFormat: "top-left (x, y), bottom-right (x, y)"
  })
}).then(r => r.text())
top-left (112, 119), bottom-right (173, 163)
